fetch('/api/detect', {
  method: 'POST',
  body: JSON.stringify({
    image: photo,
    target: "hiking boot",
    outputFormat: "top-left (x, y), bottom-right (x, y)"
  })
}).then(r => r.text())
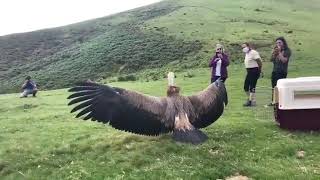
top-left (249, 92), bottom-right (256, 107)
top-left (243, 100), bottom-right (251, 107)
top-left (267, 102), bottom-right (274, 106)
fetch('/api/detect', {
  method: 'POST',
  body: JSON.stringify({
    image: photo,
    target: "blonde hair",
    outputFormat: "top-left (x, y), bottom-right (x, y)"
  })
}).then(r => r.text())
top-left (215, 44), bottom-right (224, 53)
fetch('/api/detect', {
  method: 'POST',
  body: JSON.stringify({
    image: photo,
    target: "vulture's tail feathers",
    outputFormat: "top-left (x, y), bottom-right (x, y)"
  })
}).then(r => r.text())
top-left (172, 129), bottom-right (208, 145)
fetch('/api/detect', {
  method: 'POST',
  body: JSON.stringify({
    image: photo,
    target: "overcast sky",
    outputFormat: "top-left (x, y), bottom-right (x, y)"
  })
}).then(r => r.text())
top-left (0, 0), bottom-right (161, 36)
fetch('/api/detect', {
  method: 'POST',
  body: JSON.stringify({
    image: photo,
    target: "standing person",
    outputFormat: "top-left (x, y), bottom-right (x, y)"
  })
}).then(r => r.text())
top-left (242, 42), bottom-right (263, 107)
top-left (268, 37), bottom-right (291, 106)
top-left (209, 44), bottom-right (230, 83)
top-left (20, 76), bottom-right (38, 98)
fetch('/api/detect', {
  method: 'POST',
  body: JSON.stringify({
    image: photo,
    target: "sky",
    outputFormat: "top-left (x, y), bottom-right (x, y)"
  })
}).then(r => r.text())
top-left (0, 0), bottom-right (161, 36)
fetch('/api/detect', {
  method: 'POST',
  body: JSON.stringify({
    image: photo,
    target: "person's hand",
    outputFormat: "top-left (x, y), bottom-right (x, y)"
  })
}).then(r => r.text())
top-left (278, 51), bottom-right (285, 57)
top-left (260, 71), bottom-right (264, 78)
top-left (215, 58), bottom-right (221, 62)
top-left (273, 47), bottom-right (280, 56)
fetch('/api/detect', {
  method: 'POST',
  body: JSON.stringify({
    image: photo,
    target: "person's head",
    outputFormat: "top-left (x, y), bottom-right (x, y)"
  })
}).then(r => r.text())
top-left (215, 44), bottom-right (224, 54)
top-left (25, 76), bottom-right (31, 80)
top-left (241, 42), bottom-right (251, 53)
top-left (275, 37), bottom-right (288, 50)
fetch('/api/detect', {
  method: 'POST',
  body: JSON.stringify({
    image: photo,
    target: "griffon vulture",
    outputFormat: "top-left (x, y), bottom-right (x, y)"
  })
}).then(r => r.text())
top-left (67, 72), bottom-right (228, 144)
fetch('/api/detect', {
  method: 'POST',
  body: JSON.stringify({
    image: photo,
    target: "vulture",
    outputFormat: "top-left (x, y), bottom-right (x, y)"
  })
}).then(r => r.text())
top-left (67, 72), bottom-right (228, 144)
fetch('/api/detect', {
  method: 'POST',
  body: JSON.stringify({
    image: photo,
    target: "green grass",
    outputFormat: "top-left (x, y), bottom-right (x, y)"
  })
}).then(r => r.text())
top-left (1, 0), bottom-right (320, 179)
top-left (1, 67), bottom-right (320, 179)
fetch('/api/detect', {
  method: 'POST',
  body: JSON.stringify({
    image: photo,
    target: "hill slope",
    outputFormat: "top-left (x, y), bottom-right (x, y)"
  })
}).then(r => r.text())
top-left (1, 0), bottom-right (320, 94)
top-left (0, 1), bottom-right (202, 93)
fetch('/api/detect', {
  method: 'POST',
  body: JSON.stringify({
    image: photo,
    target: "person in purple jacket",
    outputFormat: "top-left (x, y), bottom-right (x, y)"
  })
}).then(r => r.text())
top-left (209, 44), bottom-right (230, 83)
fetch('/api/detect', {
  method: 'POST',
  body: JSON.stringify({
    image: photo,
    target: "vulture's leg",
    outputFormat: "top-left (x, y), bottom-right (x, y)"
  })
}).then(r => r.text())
top-left (172, 113), bottom-right (208, 145)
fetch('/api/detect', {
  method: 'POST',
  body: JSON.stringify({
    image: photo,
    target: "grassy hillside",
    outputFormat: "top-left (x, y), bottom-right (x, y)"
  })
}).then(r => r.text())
top-left (1, 68), bottom-right (320, 179)
top-left (0, 1), bottom-right (202, 93)
top-left (1, 0), bottom-right (320, 94)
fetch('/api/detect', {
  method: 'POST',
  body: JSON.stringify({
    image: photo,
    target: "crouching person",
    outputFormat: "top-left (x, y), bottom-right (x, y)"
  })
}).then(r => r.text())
top-left (20, 76), bottom-right (38, 98)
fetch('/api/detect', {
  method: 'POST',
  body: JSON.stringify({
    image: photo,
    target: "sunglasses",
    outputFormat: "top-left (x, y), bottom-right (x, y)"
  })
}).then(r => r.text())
top-left (217, 48), bottom-right (222, 50)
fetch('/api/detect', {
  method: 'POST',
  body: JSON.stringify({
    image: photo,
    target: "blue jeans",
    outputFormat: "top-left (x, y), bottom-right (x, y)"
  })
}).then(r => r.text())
top-left (20, 89), bottom-right (37, 97)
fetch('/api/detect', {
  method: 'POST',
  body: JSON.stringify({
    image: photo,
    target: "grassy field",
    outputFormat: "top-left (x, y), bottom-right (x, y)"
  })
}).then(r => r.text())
top-left (1, 66), bottom-right (320, 179)
top-left (1, 0), bottom-right (320, 179)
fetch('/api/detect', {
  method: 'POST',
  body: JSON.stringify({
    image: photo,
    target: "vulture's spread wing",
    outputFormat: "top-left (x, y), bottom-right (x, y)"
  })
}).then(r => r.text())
top-left (68, 82), bottom-right (172, 135)
top-left (188, 80), bottom-right (228, 129)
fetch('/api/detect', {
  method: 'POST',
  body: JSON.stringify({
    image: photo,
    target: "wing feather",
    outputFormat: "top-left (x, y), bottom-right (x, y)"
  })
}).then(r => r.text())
top-left (67, 90), bottom-right (100, 99)
top-left (67, 82), bottom-right (172, 135)
top-left (188, 80), bottom-right (228, 129)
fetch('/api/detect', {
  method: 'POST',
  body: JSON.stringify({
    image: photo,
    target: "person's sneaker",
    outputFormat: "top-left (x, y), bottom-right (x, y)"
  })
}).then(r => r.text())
top-left (251, 101), bottom-right (257, 106)
top-left (267, 102), bottom-right (274, 106)
top-left (243, 100), bottom-right (251, 107)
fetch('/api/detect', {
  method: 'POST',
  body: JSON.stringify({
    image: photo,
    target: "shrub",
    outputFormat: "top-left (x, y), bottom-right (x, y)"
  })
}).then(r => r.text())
top-left (118, 74), bottom-right (137, 81)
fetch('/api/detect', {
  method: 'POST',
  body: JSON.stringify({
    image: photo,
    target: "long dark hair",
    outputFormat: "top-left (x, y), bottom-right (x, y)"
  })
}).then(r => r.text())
top-left (276, 37), bottom-right (289, 50)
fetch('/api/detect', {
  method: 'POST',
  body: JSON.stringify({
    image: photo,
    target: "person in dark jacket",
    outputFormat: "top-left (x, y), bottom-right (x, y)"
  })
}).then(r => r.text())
top-left (268, 37), bottom-right (292, 106)
top-left (20, 76), bottom-right (38, 98)
top-left (209, 44), bottom-right (230, 83)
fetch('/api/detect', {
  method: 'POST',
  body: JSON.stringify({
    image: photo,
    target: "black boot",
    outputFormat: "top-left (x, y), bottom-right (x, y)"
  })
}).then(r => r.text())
top-left (243, 100), bottom-right (251, 107)
top-left (267, 102), bottom-right (274, 106)
top-left (32, 90), bottom-right (37, 97)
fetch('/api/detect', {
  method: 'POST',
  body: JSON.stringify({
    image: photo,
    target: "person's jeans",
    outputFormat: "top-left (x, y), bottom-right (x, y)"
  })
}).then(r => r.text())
top-left (20, 89), bottom-right (37, 97)
top-left (271, 72), bottom-right (287, 88)
top-left (244, 68), bottom-right (260, 93)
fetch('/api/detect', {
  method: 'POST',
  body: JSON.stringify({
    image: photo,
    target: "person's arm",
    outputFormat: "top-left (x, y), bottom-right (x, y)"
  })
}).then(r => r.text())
top-left (209, 55), bottom-right (217, 67)
top-left (222, 54), bottom-right (230, 66)
top-left (33, 82), bottom-right (37, 89)
top-left (22, 80), bottom-right (28, 89)
top-left (278, 49), bottom-right (291, 63)
top-left (30, 81), bottom-right (38, 90)
top-left (270, 55), bottom-right (275, 62)
top-left (253, 51), bottom-right (263, 71)
top-left (256, 58), bottom-right (263, 71)
top-left (271, 47), bottom-right (279, 62)
top-left (278, 53), bottom-right (288, 63)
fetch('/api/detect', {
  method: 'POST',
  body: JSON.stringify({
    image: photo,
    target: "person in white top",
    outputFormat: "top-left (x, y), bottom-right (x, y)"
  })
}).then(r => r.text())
top-left (209, 44), bottom-right (230, 83)
top-left (242, 42), bottom-right (263, 106)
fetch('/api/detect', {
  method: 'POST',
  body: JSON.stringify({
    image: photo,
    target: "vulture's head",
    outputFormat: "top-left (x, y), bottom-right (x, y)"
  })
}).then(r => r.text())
top-left (166, 72), bottom-right (180, 97)
top-left (167, 86), bottom-right (180, 97)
